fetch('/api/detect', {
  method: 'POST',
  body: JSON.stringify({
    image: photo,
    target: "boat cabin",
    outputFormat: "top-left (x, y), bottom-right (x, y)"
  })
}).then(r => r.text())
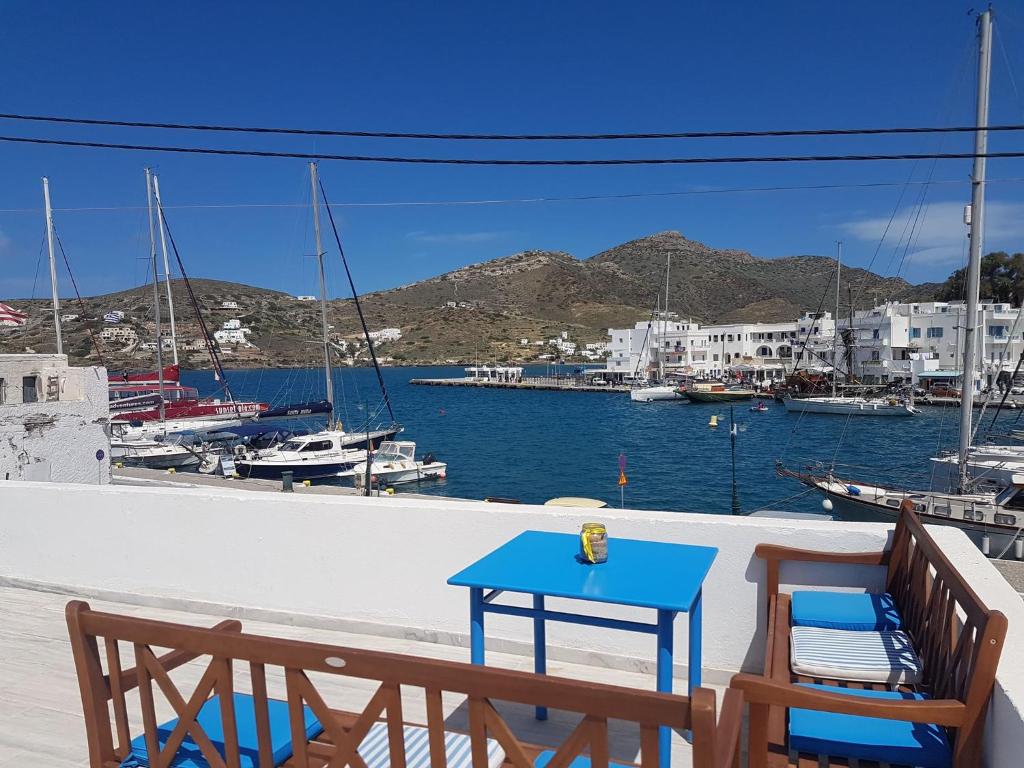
top-left (108, 384), bottom-right (200, 403)
top-left (276, 432), bottom-right (344, 454)
top-left (373, 441), bottom-right (416, 461)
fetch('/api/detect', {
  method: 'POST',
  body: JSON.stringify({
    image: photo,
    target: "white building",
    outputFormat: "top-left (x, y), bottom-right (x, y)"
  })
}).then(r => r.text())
top-left (0, 354), bottom-right (110, 483)
top-left (606, 312), bottom-right (834, 381)
top-left (295, 295), bottom-right (317, 302)
top-left (60, 313), bottom-right (79, 323)
top-left (98, 327), bottom-right (138, 345)
top-left (220, 301), bottom-right (239, 310)
top-left (214, 328), bottom-right (253, 346)
top-left (223, 318), bottom-right (242, 331)
top-left (368, 327), bottom-right (402, 343)
top-left (837, 299), bottom-right (1024, 390)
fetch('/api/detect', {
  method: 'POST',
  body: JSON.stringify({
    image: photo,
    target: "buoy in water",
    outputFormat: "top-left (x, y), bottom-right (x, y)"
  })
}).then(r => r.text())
top-left (709, 415), bottom-right (719, 427)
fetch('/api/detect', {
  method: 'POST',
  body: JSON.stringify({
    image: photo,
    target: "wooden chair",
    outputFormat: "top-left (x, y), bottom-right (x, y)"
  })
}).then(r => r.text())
top-left (731, 509), bottom-right (1007, 768)
top-left (67, 600), bottom-right (744, 768)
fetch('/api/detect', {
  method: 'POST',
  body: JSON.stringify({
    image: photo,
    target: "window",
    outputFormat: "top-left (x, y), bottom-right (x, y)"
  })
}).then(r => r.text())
top-left (871, 351), bottom-right (880, 361)
top-left (712, 334), bottom-right (718, 343)
top-left (727, 334), bottom-right (734, 342)
top-left (910, 327), bottom-right (921, 339)
top-left (872, 329), bottom-right (880, 340)
top-left (995, 513), bottom-right (1017, 526)
top-left (927, 327), bottom-right (943, 338)
top-left (712, 354), bottom-right (719, 362)
top-left (301, 440), bottom-right (334, 452)
top-left (963, 509), bottom-right (986, 522)
top-left (22, 376), bottom-right (38, 403)
top-left (0, 377), bottom-right (4, 405)
top-left (989, 325), bottom-right (1006, 338)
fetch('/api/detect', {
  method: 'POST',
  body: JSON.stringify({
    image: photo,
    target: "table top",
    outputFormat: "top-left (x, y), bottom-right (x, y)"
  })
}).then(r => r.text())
top-left (448, 531), bottom-right (717, 613)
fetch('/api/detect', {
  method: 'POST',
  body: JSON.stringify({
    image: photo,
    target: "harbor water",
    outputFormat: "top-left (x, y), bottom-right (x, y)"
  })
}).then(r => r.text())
top-left (183, 366), bottom-right (1017, 514)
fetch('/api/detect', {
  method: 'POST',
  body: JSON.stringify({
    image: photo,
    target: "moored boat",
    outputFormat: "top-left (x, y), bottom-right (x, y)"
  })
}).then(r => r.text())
top-left (351, 440), bottom-right (447, 488)
top-left (234, 427), bottom-right (401, 480)
top-left (684, 382), bottom-right (755, 403)
top-left (783, 395), bottom-right (918, 416)
top-left (629, 384), bottom-right (685, 402)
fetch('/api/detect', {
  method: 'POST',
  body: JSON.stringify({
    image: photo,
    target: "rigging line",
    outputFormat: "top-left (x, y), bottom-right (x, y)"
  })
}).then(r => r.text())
top-left (4, 111), bottom-right (1024, 140)
top-left (317, 174), bottom-right (397, 425)
top-left (5, 134), bottom-right (1024, 165)
top-left (30, 231), bottom-right (45, 300)
top-left (155, 198), bottom-right (238, 408)
top-left (52, 228), bottom-right (106, 367)
top-left (9, 178), bottom-right (1024, 215)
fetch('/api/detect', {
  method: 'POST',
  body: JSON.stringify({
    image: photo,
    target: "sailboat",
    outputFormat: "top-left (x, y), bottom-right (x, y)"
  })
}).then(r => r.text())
top-left (783, 242), bottom-right (918, 416)
top-left (631, 253), bottom-right (685, 402)
top-left (781, 10), bottom-right (1023, 553)
top-left (235, 163), bottom-right (402, 480)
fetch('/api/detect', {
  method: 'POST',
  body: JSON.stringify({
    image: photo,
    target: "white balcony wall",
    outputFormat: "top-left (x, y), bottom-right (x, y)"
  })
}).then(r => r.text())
top-left (0, 481), bottom-right (1021, 765)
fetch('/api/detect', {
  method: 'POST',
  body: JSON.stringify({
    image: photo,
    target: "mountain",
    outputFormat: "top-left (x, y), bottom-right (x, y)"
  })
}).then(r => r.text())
top-left (0, 232), bottom-right (942, 367)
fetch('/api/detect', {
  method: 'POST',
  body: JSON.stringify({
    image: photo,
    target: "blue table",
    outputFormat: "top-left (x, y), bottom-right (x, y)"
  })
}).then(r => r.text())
top-left (448, 530), bottom-right (717, 768)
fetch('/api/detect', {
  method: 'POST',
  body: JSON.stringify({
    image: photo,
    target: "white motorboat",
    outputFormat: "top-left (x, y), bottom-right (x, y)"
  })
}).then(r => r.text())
top-left (111, 437), bottom-right (201, 470)
top-left (351, 441), bottom-right (447, 488)
top-left (234, 428), bottom-right (399, 481)
top-left (783, 396), bottom-right (919, 416)
top-left (630, 385), bottom-right (684, 402)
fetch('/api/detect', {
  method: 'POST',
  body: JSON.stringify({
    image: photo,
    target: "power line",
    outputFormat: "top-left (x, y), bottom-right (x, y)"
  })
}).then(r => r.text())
top-left (2, 111), bottom-right (1024, 141)
top-left (3, 133), bottom-right (1024, 165)
top-left (3, 178), bottom-right (1024, 215)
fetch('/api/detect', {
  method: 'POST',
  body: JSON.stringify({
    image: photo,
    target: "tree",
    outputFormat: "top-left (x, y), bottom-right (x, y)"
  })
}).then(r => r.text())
top-left (937, 251), bottom-right (1024, 305)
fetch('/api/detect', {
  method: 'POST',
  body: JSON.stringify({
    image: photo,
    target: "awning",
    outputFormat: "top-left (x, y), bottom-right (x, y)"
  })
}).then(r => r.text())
top-left (917, 371), bottom-right (963, 379)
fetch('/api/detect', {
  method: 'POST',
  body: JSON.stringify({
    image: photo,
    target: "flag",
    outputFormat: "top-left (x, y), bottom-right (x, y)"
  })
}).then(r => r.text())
top-left (617, 452), bottom-right (627, 485)
top-left (0, 303), bottom-right (28, 327)
top-left (618, 469), bottom-right (628, 486)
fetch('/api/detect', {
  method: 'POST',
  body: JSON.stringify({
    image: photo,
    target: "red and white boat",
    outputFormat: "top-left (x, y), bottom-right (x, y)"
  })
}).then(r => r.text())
top-left (108, 364), bottom-right (181, 386)
top-left (109, 381), bottom-right (266, 423)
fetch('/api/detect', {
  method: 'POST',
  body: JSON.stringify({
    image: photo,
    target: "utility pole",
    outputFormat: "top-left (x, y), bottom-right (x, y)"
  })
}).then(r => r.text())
top-left (145, 168), bottom-right (166, 425)
top-left (152, 175), bottom-right (179, 365)
top-left (309, 162), bottom-right (335, 427)
top-left (42, 177), bottom-right (62, 354)
top-left (958, 9), bottom-right (992, 492)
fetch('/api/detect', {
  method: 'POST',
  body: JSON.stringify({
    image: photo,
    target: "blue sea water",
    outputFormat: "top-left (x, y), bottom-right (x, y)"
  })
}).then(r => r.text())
top-left (181, 366), bottom-right (1017, 514)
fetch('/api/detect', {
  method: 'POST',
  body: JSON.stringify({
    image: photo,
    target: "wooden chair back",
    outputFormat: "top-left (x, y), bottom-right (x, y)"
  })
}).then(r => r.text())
top-left (66, 601), bottom-right (732, 768)
top-left (884, 510), bottom-right (1008, 761)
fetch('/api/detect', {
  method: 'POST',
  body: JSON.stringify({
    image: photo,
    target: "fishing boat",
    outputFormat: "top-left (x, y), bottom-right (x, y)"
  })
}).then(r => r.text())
top-left (351, 441), bottom-right (447, 488)
top-left (781, 11), bottom-right (1018, 555)
top-left (232, 163), bottom-right (403, 481)
top-left (684, 382), bottom-right (755, 403)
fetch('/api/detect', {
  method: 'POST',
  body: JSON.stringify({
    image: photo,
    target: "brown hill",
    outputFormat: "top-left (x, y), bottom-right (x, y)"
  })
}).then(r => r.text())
top-left (0, 233), bottom-right (942, 367)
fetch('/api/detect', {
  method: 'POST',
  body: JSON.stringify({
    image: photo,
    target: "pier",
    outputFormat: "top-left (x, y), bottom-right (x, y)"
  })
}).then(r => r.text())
top-left (410, 375), bottom-right (631, 393)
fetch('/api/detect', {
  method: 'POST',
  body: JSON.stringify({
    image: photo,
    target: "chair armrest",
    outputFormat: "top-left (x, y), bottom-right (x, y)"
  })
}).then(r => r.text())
top-left (755, 543), bottom-right (889, 566)
top-left (730, 674), bottom-right (966, 727)
top-left (715, 687), bottom-right (744, 768)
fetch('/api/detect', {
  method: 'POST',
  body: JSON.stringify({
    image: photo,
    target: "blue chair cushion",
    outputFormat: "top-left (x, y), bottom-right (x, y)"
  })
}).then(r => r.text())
top-left (534, 752), bottom-right (633, 768)
top-left (789, 684), bottom-right (951, 768)
top-left (792, 591), bottom-right (901, 631)
top-left (120, 692), bottom-right (323, 768)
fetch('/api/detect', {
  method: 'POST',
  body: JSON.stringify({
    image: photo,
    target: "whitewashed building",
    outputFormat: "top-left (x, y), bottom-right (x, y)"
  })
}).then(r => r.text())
top-left (0, 354), bottom-right (110, 483)
top-left (98, 327), bottom-right (138, 345)
top-left (368, 327), bottom-right (402, 342)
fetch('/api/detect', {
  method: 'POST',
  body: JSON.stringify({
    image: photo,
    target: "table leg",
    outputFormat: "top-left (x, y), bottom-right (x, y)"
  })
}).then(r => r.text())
top-left (688, 588), bottom-right (703, 696)
top-left (470, 587), bottom-right (485, 665)
top-left (532, 594), bottom-right (548, 720)
top-left (656, 609), bottom-right (674, 768)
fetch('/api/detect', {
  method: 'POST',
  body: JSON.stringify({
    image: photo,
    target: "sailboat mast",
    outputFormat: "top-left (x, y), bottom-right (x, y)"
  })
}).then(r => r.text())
top-left (958, 9), bottom-right (992, 491)
top-left (309, 162), bottom-right (335, 425)
top-left (833, 241), bottom-right (841, 398)
top-left (661, 254), bottom-right (670, 382)
top-left (151, 175), bottom-right (179, 366)
top-left (42, 177), bottom-right (62, 354)
top-left (144, 168), bottom-right (166, 425)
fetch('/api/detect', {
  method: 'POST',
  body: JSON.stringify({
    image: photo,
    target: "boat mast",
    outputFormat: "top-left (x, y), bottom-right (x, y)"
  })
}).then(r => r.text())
top-left (833, 241), bottom-right (841, 398)
top-left (958, 9), bottom-right (992, 492)
top-left (151, 175), bottom-right (179, 366)
top-left (661, 254), bottom-right (670, 382)
top-left (309, 162), bottom-right (335, 427)
top-left (144, 168), bottom-right (166, 425)
top-left (42, 177), bottom-right (62, 354)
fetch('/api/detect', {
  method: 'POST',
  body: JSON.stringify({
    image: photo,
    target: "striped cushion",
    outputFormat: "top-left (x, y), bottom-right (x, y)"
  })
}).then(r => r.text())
top-left (359, 722), bottom-right (505, 768)
top-left (790, 626), bottom-right (923, 684)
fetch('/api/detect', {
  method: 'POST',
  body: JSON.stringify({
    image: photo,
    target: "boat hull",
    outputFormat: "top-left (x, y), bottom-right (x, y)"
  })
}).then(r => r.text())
top-left (685, 390), bottom-right (755, 403)
top-left (783, 397), bottom-right (917, 416)
top-left (630, 386), bottom-right (685, 402)
top-left (233, 427), bottom-right (401, 481)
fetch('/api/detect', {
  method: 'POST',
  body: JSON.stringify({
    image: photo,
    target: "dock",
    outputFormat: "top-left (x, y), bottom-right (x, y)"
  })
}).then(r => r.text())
top-left (411, 376), bottom-right (631, 393)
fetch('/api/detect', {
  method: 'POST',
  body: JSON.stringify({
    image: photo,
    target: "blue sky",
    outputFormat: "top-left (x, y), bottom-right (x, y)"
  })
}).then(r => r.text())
top-left (2, 1), bottom-right (1024, 300)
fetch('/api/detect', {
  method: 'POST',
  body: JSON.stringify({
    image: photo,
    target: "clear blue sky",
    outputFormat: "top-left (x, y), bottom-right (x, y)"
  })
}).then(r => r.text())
top-left (2, 1), bottom-right (1024, 301)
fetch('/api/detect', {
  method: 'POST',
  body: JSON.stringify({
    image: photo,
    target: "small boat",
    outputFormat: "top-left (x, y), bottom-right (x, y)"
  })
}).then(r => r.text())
top-left (685, 382), bottom-right (756, 403)
top-left (544, 497), bottom-right (609, 508)
top-left (750, 402), bottom-right (769, 412)
top-left (351, 441), bottom-right (447, 488)
top-left (111, 436), bottom-right (201, 470)
top-left (629, 384), bottom-right (685, 402)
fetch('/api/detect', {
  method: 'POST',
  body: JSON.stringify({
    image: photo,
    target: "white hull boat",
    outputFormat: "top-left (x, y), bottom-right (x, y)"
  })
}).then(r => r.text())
top-left (233, 428), bottom-right (400, 480)
top-left (351, 441), bottom-right (447, 488)
top-left (630, 385), bottom-right (684, 402)
top-left (783, 396), bottom-right (918, 416)
top-left (930, 446), bottom-right (1024, 493)
top-left (111, 439), bottom-right (201, 470)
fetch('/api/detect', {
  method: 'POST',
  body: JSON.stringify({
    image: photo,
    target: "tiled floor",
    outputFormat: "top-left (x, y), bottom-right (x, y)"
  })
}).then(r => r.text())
top-left (0, 585), bottom-right (729, 767)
